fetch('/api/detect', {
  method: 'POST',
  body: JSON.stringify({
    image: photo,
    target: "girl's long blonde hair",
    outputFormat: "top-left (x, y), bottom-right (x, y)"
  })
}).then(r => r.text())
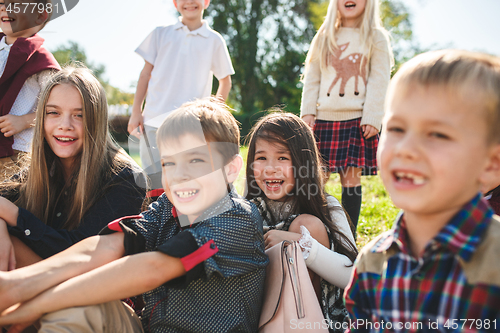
top-left (3, 66), bottom-right (139, 230)
top-left (305, 0), bottom-right (391, 71)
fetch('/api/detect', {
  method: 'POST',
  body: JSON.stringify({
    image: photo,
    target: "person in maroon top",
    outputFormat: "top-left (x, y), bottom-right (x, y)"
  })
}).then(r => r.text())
top-left (0, 0), bottom-right (60, 177)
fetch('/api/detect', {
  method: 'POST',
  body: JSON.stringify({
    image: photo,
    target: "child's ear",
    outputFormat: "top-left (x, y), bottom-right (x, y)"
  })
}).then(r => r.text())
top-left (479, 144), bottom-right (500, 194)
top-left (204, 0), bottom-right (210, 9)
top-left (35, 10), bottom-right (49, 26)
top-left (224, 154), bottom-right (243, 184)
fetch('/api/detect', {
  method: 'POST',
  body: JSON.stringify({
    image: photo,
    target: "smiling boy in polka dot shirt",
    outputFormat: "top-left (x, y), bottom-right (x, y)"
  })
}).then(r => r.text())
top-left (0, 98), bottom-right (268, 333)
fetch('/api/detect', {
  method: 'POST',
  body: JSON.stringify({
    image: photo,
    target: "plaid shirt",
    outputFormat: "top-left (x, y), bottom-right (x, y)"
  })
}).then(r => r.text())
top-left (345, 194), bottom-right (500, 332)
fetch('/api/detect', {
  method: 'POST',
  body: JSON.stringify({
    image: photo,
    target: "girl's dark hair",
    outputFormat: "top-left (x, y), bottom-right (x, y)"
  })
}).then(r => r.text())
top-left (245, 112), bottom-right (358, 263)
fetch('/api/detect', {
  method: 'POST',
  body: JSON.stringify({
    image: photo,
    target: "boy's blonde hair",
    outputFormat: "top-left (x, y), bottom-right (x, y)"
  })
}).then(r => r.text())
top-left (387, 50), bottom-right (500, 143)
top-left (305, 0), bottom-right (392, 71)
top-left (156, 98), bottom-right (240, 163)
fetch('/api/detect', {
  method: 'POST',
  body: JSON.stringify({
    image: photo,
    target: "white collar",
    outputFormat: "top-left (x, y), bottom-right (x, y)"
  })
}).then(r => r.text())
top-left (174, 18), bottom-right (210, 38)
top-left (0, 36), bottom-right (11, 52)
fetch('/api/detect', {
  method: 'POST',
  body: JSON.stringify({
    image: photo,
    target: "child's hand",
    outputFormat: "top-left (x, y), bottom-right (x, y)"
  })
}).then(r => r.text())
top-left (361, 124), bottom-right (379, 139)
top-left (127, 111), bottom-right (144, 139)
top-left (264, 230), bottom-right (301, 250)
top-left (302, 115), bottom-right (316, 128)
top-left (0, 302), bottom-right (39, 333)
top-left (0, 115), bottom-right (30, 138)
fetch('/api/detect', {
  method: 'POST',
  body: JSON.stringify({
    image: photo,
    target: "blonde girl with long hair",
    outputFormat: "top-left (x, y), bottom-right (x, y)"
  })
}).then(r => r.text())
top-left (0, 66), bottom-right (145, 269)
top-left (301, 0), bottom-right (393, 233)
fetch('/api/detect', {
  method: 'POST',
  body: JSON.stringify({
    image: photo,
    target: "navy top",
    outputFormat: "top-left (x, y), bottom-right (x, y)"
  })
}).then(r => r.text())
top-left (5, 167), bottom-right (146, 258)
top-left (102, 190), bottom-right (268, 333)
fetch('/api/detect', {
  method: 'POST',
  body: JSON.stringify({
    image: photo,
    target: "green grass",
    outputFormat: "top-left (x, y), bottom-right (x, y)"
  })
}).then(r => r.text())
top-left (130, 152), bottom-right (141, 166)
top-left (126, 145), bottom-right (399, 249)
top-left (325, 174), bottom-right (399, 248)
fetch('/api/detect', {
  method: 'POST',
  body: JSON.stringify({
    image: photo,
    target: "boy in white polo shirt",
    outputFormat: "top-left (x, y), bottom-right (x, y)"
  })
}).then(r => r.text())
top-left (128, 0), bottom-right (234, 180)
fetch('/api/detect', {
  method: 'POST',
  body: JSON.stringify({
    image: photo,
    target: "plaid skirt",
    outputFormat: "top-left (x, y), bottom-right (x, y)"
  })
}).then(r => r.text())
top-left (314, 118), bottom-right (378, 176)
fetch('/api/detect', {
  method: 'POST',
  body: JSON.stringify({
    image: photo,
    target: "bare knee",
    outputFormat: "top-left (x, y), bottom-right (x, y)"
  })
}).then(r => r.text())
top-left (289, 214), bottom-right (329, 248)
top-left (339, 167), bottom-right (362, 187)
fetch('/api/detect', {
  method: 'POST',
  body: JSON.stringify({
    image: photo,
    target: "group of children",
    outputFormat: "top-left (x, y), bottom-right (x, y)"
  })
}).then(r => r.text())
top-left (0, 0), bottom-right (499, 332)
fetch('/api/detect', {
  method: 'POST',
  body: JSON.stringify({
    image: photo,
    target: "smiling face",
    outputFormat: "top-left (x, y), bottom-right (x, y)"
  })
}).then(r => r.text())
top-left (0, 0), bottom-right (48, 43)
top-left (378, 85), bottom-right (496, 219)
top-left (44, 84), bottom-right (84, 174)
top-left (337, 0), bottom-right (366, 27)
top-left (252, 138), bottom-right (295, 202)
top-left (160, 133), bottom-right (231, 223)
top-left (173, 0), bottom-right (209, 25)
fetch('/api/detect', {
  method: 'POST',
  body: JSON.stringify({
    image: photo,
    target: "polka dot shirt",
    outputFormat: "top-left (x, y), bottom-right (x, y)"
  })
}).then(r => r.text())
top-left (123, 190), bottom-right (268, 332)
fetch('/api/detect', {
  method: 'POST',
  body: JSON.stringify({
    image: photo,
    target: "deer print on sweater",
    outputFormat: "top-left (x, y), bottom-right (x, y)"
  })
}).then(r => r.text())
top-left (327, 42), bottom-right (367, 97)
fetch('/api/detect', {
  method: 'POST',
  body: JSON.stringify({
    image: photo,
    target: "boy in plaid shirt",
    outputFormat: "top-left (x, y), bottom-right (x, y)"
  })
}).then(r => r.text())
top-left (345, 50), bottom-right (500, 332)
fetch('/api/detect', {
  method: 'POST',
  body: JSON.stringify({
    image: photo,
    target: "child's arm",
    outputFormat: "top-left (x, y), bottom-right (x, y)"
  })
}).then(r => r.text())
top-left (306, 197), bottom-right (356, 288)
top-left (261, 205), bottom-right (353, 286)
top-left (0, 113), bottom-right (35, 138)
top-left (0, 170), bottom-right (145, 259)
top-left (128, 61), bottom-right (154, 136)
top-left (215, 75), bottom-right (232, 102)
top-left (360, 29), bottom-right (392, 133)
top-left (0, 233), bottom-right (125, 314)
top-left (0, 197), bottom-right (19, 226)
top-left (0, 250), bottom-right (186, 328)
top-left (264, 225), bottom-right (354, 288)
top-left (303, 237), bottom-right (353, 288)
top-left (300, 58), bottom-right (321, 126)
top-left (0, 219), bottom-right (16, 271)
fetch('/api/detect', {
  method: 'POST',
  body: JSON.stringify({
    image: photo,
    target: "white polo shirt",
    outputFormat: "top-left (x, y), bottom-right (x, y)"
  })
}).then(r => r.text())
top-left (136, 19), bottom-right (235, 128)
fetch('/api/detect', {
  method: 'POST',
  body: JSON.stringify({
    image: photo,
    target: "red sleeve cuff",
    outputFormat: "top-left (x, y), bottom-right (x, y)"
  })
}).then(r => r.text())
top-left (99, 215), bottom-right (146, 255)
top-left (180, 239), bottom-right (218, 271)
top-left (104, 215), bottom-right (143, 233)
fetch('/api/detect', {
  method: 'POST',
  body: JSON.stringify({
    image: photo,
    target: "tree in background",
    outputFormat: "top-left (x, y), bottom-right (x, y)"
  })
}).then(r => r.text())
top-left (52, 41), bottom-right (134, 105)
top-left (379, 0), bottom-right (424, 71)
top-left (205, 0), bottom-right (318, 135)
top-left (205, 0), bottom-right (419, 137)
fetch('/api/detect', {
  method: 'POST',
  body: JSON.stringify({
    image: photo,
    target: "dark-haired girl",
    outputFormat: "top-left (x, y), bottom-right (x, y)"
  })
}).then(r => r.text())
top-left (246, 112), bottom-right (358, 331)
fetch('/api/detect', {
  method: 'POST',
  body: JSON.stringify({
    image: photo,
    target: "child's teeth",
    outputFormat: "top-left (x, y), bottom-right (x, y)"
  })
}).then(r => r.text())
top-left (57, 137), bottom-right (75, 142)
top-left (395, 171), bottom-right (425, 185)
top-left (177, 190), bottom-right (197, 198)
top-left (413, 176), bottom-right (425, 185)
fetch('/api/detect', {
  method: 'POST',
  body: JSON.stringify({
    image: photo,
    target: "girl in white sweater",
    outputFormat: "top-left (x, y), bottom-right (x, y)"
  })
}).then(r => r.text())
top-left (300, 0), bottom-right (393, 231)
top-left (245, 113), bottom-right (358, 332)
